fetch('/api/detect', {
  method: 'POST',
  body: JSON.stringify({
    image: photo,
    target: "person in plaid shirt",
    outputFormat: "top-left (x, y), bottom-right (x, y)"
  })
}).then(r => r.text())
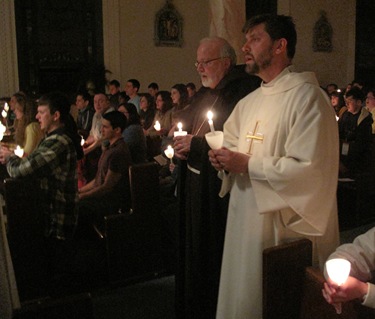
top-left (0, 91), bottom-right (83, 292)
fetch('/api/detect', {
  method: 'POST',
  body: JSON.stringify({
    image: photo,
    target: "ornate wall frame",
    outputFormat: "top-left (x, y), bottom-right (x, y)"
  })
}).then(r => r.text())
top-left (154, 0), bottom-right (183, 47)
top-left (313, 11), bottom-right (333, 52)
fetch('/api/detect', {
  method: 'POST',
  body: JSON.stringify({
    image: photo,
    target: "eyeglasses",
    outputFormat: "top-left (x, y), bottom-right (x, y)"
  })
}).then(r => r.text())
top-left (194, 57), bottom-right (228, 68)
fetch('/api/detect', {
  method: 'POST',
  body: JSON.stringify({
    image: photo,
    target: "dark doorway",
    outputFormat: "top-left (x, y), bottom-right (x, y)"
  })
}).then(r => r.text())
top-left (14, 0), bottom-right (104, 98)
top-left (355, 0), bottom-right (375, 88)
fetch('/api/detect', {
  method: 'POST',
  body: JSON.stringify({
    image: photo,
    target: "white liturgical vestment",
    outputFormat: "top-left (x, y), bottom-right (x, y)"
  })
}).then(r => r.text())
top-left (216, 67), bottom-right (340, 319)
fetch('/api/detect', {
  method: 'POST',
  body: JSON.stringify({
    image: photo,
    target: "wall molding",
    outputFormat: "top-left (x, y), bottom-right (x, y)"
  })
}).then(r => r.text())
top-left (0, 0), bottom-right (19, 97)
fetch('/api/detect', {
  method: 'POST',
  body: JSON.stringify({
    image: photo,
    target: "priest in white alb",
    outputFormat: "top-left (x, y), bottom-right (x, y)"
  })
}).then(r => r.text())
top-left (208, 14), bottom-right (340, 318)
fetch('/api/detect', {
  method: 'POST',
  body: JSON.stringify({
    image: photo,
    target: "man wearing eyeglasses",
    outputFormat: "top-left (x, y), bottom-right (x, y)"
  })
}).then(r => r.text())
top-left (173, 36), bottom-right (260, 319)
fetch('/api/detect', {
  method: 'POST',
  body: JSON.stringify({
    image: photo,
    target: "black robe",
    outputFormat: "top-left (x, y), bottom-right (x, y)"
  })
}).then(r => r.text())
top-left (176, 65), bottom-right (261, 319)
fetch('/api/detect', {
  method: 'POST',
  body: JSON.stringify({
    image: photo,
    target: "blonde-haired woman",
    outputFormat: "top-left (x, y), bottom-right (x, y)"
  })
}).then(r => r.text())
top-left (12, 92), bottom-right (43, 156)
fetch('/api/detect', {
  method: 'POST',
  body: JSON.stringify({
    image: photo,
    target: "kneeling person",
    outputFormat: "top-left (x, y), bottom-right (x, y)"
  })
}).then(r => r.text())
top-left (79, 111), bottom-right (132, 224)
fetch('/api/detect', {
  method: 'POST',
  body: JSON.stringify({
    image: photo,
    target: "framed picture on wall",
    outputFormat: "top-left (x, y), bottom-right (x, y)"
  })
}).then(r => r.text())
top-left (154, 1), bottom-right (183, 47)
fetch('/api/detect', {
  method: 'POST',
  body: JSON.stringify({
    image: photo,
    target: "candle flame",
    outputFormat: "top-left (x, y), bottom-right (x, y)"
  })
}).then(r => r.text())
top-left (14, 145), bottom-right (24, 158)
top-left (207, 110), bottom-right (213, 121)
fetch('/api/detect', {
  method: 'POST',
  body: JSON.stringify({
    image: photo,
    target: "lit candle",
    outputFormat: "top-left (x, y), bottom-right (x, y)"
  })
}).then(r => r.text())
top-left (4, 103), bottom-right (9, 112)
top-left (326, 258), bottom-right (351, 286)
top-left (164, 145), bottom-right (174, 159)
top-left (154, 120), bottom-right (161, 131)
top-left (174, 122), bottom-right (187, 137)
top-left (0, 122), bottom-right (5, 141)
top-left (325, 258), bottom-right (351, 314)
top-left (207, 111), bottom-right (215, 133)
top-left (14, 145), bottom-right (24, 158)
top-left (1, 110), bottom-right (7, 118)
top-left (80, 136), bottom-right (85, 146)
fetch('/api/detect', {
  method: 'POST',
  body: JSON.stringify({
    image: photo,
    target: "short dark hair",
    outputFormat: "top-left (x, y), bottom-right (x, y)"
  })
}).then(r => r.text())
top-left (127, 79), bottom-right (140, 91)
top-left (109, 79), bottom-right (120, 87)
top-left (346, 87), bottom-right (365, 102)
top-left (38, 91), bottom-right (71, 121)
top-left (148, 82), bottom-right (159, 90)
top-left (76, 91), bottom-right (91, 102)
top-left (243, 14), bottom-right (297, 59)
top-left (102, 110), bottom-right (127, 132)
top-left (186, 82), bottom-right (196, 90)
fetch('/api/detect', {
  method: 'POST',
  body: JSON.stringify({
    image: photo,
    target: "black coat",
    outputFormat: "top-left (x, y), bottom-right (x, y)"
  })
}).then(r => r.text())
top-left (176, 65), bottom-right (261, 319)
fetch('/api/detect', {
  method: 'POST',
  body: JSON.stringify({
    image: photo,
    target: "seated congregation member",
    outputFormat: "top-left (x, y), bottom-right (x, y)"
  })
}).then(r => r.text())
top-left (75, 91), bottom-right (94, 139)
top-left (139, 93), bottom-right (155, 130)
top-left (9, 91), bottom-right (27, 133)
top-left (0, 91), bottom-right (83, 290)
top-left (322, 227), bottom-right (375, 310)
top-left (108, 79), bottom-right (121, 109)
top-left (78, 111), bottom-right (132, 225)
top-left (338, 87), bottom-right (373, 178)
top-left (124, 79), bottom-right (141, 114)
top-left (330, 90), bottom-right (347, 121)
top-left (168, 83), bottom-right (190, 137)
top-left (118, 103), bottom-right (147, 164)
top-left (365, 88), bottom-right (375, 134)
top-left (13, 92), bottom-right (43, 156)
top-left (186, 82), bottom-right (197, 101)
top-left (82, 92), bottom-right (114, 182)
top-left (118, 91), bottom-right (129, 105)
top-left (148, 82), bottom-right (159, 100)
top-left (146, 91), bottom-right (173, 137)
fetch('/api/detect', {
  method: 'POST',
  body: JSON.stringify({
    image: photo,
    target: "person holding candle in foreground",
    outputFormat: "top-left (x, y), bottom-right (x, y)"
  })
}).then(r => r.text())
top-left (208, 14), bottom-right (339, 318)
top-left (322, 227), bottom-right (375, 310)
top-left (173, 36), bottom-right (260, 319)
top-left (0, 91), bottom-right (83, 294)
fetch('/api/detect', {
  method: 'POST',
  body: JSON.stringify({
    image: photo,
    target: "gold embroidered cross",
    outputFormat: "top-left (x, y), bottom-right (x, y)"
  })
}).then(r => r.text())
top-left (246, 121), bottom-right (264, 155)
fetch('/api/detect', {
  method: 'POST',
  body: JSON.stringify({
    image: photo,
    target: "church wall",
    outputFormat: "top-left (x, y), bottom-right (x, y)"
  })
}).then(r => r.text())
top-left (105, 0), bottom-right (356, 93)
top-left (107, 0), bottom-right (210, 92)
top-left (278, 0), bottom-right (356, 89)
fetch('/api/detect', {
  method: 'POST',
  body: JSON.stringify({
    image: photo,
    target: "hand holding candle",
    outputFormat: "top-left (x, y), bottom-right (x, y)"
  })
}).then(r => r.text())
top-left (325, 258), bottom-right (351, 314)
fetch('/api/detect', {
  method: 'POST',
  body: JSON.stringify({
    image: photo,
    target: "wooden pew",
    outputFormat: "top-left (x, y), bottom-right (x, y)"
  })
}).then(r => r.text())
top-left (263, 238), bottom-right (312, 319)
top-left (104, 162), bottom-right (164, 285)
top-left (3, 177), bottom-right (47, 301)
top-left (12, 292), bottom-right (94, 319)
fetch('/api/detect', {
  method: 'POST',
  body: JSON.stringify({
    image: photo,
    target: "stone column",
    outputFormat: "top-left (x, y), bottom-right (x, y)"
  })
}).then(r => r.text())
top-left (102, 0), bottom-right (121, 90)
top-left (209, 0), bottom-right (246, 64)
top-left (0, 0), bottom-right (19, 97)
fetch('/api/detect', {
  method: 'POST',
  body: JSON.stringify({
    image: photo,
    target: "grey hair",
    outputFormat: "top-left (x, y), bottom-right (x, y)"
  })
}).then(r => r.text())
top-left (199, 36), bottom-right (237, 66)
